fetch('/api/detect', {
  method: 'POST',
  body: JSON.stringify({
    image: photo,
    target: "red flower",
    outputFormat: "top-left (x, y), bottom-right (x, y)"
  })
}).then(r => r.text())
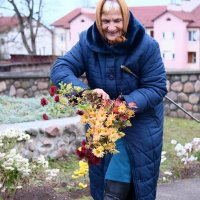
top-left (119, 115), bottom-right (128, 122)
top-left (89, 156), bottom-right (100, 165)
top-left (75, 149), bottom-right (85, 159)
top-left (40, 97), bottom-right (48, 106)
top-left (114, 98), bottom-right (122, 107)
top-left (81, 146), bottom-right (87, 153)
top-left (42, 113), bottom-right (48, 120)
top-left (54, 95), bottom-right (60, 102)
top-left (112, 106), bottom-right (119, 114)
top-left (76, 109), bottom-right (84, 115)
top-left (82, 140), bottom-right (86, 146)
top-left (50, 85), bottom-right (57, 96)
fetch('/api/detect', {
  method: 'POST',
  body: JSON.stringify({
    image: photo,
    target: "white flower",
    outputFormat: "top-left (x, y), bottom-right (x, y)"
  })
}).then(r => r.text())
top-left (0, 153), bottom-right (6, 158)
top-left (171, 139), bottom-right (177, 145)
top-left (45, 169), bottom-right (60, 178)
top-left (193, 138), bottom-right (200, 143)
top-left (188, 156), bottom-right (197, 162)
top-left (184, 143), bottom-right (192, 152)
top-left (37, 155), bottom-right (49, 168)
top-left (164, 171), bottom-right (172, 176)
top-left (175, 143), bottom-right (183, 152)
top-left (181, 157), bottom-right (187, 164)
top-left (161, 156), bottom-right (167, 163)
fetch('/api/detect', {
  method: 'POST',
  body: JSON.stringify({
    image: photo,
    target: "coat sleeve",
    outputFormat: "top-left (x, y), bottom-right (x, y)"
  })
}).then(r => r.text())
top-left (50, 36), bottom-right (89, 89)
top-left (123, 40), bottom-right (167, 114)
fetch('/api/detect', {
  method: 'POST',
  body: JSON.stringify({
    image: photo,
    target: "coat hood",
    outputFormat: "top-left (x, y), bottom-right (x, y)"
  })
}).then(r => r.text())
top-left (86, 12), bottom-right (145, 55)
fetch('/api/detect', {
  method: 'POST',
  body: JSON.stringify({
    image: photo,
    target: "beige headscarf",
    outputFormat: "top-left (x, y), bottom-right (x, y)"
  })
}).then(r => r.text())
top-left (96, 0), bottom-right (130, 43)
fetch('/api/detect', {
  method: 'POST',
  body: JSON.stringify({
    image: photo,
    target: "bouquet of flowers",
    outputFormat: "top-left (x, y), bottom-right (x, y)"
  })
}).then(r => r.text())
top-left (41, 82), bottom-right (136, 160)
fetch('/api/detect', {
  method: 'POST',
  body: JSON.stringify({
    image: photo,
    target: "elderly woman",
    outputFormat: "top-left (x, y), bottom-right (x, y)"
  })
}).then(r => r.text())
top-left (50, 0), bottom-right (167, 199)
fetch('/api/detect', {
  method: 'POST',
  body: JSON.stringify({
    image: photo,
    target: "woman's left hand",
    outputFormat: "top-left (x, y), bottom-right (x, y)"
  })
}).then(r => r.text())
top-left (93, 88), bottom-right (110, 100)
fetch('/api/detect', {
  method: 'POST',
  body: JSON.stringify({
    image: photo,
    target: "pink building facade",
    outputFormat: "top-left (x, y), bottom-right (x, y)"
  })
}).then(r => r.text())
top-left (51, 0), bottom-right (200, 71)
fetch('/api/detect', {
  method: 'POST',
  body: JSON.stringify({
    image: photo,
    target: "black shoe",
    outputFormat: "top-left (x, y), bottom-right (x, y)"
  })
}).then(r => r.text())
top-left (104, 180), bottom-right (132, 200)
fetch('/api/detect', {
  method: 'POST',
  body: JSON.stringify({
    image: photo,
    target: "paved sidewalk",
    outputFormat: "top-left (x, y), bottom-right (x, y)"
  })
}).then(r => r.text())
top-left (157, 178), bottom-right (200, 200)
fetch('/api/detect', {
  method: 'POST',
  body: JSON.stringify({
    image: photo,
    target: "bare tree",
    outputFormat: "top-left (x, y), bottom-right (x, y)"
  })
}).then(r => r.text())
top-left (3, 0), bottom-right (43, 55)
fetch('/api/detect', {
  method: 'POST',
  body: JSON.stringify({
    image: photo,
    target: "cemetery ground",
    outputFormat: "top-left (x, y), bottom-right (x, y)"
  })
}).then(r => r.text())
top-left (0, 96), bottom-right (199, 200)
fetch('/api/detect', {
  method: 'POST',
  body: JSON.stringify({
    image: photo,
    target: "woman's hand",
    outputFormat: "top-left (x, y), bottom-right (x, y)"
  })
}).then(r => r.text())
top-left (93, 88), bottom-right (110, 100)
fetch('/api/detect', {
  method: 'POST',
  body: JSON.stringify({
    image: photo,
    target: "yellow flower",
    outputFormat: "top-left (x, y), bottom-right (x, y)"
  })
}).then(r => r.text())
top-left (72, 175), bottom-right (79, 179)
top-left (103, 142), bottom-right (116, 151)
top-left (66, 83), bottom-right (72, 90)
top-left (92, 146), bottom-right (105, 158)
top-left (97, 107), bottom-right (107, 122)
top-left (93, 133), bottom-right (101, 142)
top-left (80, 113), bottom-right (89, 123)
top-left (59, 96), bottom-right (67, 105)
top-left (127, 109), bottom-right (135, 117)
top-left (105, 114), bottom-right (116, 127)
top-left (118, 103), bottom-right (126, 113)
top-left (78, 182), bottom-right (88, 189)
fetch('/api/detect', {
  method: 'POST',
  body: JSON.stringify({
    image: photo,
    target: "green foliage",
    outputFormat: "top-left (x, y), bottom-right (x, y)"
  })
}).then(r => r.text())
top-left (0, 96), bottom-right (44, 124)
top-left (0, 95), bottom-right (76, 124)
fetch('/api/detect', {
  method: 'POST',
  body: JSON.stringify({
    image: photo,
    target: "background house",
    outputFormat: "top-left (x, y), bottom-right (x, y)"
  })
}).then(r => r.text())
top-left (0, 16), bottom-right (53, 59)
top-left (51, 8), bottom-right (95, 56)
top-left (51, 0), bottom-right (200, 71)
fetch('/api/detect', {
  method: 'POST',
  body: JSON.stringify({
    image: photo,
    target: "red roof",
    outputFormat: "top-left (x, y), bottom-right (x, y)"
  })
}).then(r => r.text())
top-left (187, 5), bottom-right (200, 27)
top-left (51, 8), bottom-right (96, 29)
top-left (0, 16), bottom-right (19, 33)
top-left (129, 6), bottom-right (167, 28)
top-left (51, 6), bottom-right (167, 29)
top-left (51, 8), bottom-right (82, 28)
top-left (153, 5), bottom-right (200, 28)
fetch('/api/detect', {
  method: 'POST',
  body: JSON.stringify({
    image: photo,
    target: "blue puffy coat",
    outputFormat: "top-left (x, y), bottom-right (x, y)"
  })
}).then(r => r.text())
top-left (51, 12), bottom-right (167, 200)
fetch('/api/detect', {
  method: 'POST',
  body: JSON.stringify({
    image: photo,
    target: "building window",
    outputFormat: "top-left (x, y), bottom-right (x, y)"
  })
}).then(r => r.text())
top-left (162, 32), bottom-right (175, 40)
top-left (150, 30), bottom-right (154, 38)
top-left (162, 51), bottom-right (175, 60)
top-left (188, 31), bottom-right (198, 41)
top-left (188, 52), bottom-right (196, 63)
top-left (0, 38), bottom-right (5, 45)
top-left (60, 33), bottom-right (64, 42)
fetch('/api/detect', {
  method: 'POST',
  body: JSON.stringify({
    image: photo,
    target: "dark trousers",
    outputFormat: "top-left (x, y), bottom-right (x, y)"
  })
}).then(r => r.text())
top-left (104, 180), bottom-right (136, 200)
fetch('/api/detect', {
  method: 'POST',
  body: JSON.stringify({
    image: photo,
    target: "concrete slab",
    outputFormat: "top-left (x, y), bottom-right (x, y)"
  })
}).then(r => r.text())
top-left (157, 178), bottom-right (200, 200)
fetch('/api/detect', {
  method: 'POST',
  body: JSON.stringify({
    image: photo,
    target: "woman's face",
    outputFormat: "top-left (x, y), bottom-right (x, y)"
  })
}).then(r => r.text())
top-left (101, 6), bottom-right (123, 43)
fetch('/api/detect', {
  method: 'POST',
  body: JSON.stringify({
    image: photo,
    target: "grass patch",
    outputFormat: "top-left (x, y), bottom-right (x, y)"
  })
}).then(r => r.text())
top-left (161, 117), bottom-right (200, 179)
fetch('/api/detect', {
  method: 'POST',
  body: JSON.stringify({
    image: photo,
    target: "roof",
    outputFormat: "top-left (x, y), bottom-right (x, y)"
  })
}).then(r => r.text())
top-left (0, 16), bottom-right (52, 33)
top-left (0, 16), bottom-right (19, 33)
top-left (51, 8), bottom-right (82, 28)
top-left (153, 5), bottom-right (200, 28)
top-left (51, 6), bottom-right (167, 29)
top-left (129, 6), bottom-right (167, 28)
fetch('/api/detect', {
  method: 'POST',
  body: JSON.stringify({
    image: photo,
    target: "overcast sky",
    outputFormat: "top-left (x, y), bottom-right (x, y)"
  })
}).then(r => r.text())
top-left (1, 0), bottom-right (172, 26)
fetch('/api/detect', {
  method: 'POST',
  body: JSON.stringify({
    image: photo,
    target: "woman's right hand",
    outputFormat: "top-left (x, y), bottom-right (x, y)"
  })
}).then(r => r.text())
top-left (92, 88), bottom-right (110, 100)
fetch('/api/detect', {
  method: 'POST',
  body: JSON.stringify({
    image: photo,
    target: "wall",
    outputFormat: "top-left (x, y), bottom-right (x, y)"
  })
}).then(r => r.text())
top-left (165, 71), bottom-right (200, 120)
top-left (0, 72), bottom-right (50, 97)
top-left (0, 71), bottom-right (200, 120)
